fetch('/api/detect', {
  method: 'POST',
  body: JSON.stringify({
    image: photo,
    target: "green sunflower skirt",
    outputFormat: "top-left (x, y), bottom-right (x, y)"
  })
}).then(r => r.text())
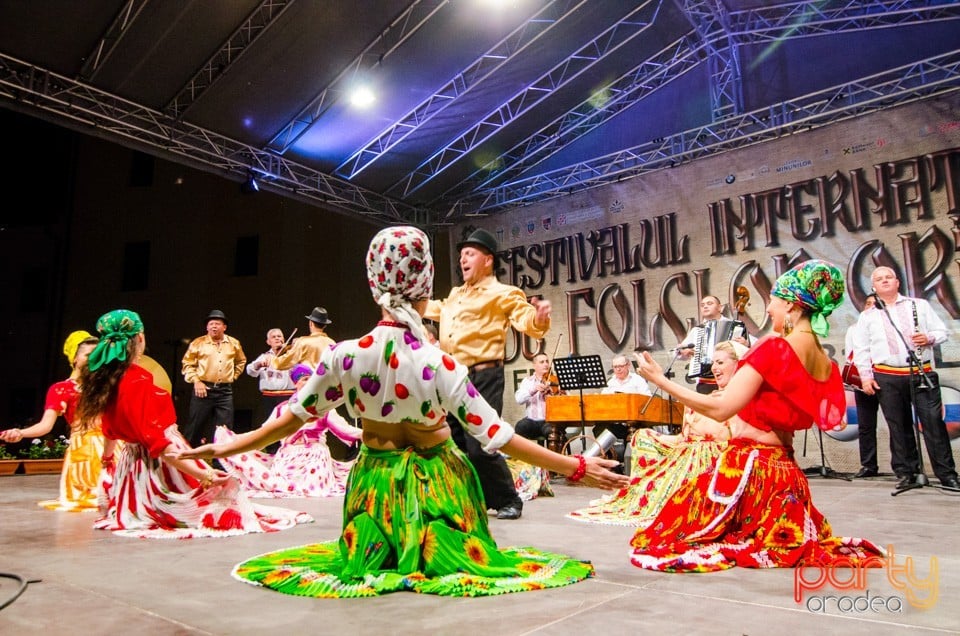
top-left (232, 439), bottom-right (594, 597)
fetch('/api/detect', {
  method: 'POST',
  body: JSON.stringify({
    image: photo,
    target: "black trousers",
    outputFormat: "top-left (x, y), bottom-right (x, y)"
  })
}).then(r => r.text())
top-left (515, 417), bottom-right (550, 440)
top-left (875, 371), bottom-right (957, 482)
top-left (446, 365), bottom-right (522, 511)
top-left (854, 389), bottom-right (881, 472)
top-left (183, 385), bottom-right (234, 448)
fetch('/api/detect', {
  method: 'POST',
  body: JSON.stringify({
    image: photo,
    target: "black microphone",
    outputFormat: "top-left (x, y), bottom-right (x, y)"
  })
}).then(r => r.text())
top-left (868, 288), bottom-right (885, 310)
top-left (670, 343), bottom-right (696, 352)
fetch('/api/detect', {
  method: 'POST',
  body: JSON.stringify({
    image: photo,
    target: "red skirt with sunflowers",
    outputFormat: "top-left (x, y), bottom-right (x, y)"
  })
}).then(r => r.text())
top-left (232, 439), bottom-right (594, 597)
top-left (629, 438), bottom-right (884, 572)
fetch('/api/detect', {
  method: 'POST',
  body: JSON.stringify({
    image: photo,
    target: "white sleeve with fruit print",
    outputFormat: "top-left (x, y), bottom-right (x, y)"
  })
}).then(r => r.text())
top-left (287, 323), bottom-right (515, 452)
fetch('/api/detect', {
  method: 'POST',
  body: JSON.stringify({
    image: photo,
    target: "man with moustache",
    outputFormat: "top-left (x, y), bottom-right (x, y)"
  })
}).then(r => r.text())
top-left (425, 229), bottom-right (551, 520)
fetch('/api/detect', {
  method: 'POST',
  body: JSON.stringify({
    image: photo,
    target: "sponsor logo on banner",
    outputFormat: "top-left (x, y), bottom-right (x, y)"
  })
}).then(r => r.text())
top-left (541, 216), bottom-right (552, 231)
top-left (526, 220), bottom-right (536, 235)
top-left (511, 224), bottom-right (521, 239)
top-left (610, 200), bottom-right (624, 214)
top-left (557, 213), bottom-right (567, 226)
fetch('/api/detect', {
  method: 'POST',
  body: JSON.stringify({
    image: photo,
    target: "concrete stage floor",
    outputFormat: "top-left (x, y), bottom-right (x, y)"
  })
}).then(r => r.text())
top-left (1, 472), bottom-right (958, 635)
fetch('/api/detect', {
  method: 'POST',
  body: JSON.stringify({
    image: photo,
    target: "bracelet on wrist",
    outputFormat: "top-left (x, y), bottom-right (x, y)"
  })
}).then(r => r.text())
top-left (568, 454), bottom-right (587, 482)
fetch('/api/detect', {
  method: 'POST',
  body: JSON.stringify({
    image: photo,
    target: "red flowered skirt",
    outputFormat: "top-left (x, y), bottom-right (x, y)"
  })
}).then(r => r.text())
top-left (629, 438), bottom-right (884, 572)
top-left (232, 439), bottom-right (594, 597)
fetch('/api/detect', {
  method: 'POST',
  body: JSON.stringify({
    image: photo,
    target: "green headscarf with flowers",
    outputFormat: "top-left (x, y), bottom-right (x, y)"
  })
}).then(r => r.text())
top-left (87, 309), bottom-right (144, 372)
top-left (771, 260), bottom-right (845, 338)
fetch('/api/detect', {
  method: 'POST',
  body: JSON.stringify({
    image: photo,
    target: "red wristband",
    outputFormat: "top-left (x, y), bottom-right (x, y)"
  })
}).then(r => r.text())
top-left (568, 454), bottom-right (587, 482)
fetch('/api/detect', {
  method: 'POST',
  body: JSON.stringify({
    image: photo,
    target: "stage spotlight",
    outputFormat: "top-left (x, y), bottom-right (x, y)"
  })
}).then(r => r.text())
top-left (241, 175), bottom-right (259, 194)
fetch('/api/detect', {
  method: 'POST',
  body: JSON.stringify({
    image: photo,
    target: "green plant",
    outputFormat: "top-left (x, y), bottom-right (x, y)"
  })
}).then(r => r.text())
top-left (20, 435), bottom-right (70, 459)
top-left (0, 445), bottom-right (16, 460)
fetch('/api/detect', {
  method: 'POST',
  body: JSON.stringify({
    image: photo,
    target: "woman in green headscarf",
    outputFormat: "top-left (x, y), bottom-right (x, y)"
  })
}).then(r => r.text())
top-left (1, 331), bottom-right (106, 511)
top-left (76, 309), bottom-right (312, 539)
top-left (628, 260), bottom-right (884, 572)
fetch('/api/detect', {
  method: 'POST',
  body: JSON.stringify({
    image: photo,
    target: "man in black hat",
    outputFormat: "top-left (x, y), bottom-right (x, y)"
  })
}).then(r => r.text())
top-left (273, 307), bottom-right (335, 370)
top-left (425, 228), bottom-right (552, 520)
top-left (181, 309), bottom-right (247, 447)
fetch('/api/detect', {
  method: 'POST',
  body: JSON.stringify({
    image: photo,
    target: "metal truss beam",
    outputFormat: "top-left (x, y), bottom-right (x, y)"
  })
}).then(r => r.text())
top-left (166, 0), bottom-right (295, 119)
top-left (78, 0), bottom-right (151, 81)
top-left (335, 0), bottom-right (588, 180)
top-left (386, 0), bottom-right (664, 200)
top-left (0, 53), bottom-right (425, 226)
top-left (465, 49), bottom-right (960, 213)
top-left (267, 0), bottom-right (449, 154)
top-left (677, 0), bottom-right (742, 121)
top-left (442, 0), bottom-right (960, 219)
top-left (445, 33), bottom-right (707, 201)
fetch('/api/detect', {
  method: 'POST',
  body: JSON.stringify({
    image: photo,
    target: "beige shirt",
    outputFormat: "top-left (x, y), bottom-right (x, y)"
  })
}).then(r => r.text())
top-left (272, 332), bottom-right (335, 370)
top-left (181, 335), bottom-right (246, 384)
top-left (425, 275), bottom-right (548, 368)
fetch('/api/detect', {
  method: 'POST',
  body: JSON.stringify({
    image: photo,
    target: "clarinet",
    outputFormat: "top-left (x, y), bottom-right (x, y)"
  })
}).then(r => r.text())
top-left (911, 300), bottom-right (935, 390)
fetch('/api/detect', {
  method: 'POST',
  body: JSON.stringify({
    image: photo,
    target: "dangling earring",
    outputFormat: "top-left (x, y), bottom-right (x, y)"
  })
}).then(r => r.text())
top-left (783, 314), bottom-right (794, 336)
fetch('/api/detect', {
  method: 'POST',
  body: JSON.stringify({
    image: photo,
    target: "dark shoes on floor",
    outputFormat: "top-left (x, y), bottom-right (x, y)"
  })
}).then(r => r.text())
top-left (941, 477), bottom-right (960, 492)
top-left (496, 505), bottom-right (522, 520)
top-left (854, 467), bottom-right (878, 478)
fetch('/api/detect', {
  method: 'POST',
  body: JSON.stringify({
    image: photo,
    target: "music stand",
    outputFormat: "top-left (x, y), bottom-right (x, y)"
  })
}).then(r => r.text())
top-left (553, 355), bottom-right (608, 443)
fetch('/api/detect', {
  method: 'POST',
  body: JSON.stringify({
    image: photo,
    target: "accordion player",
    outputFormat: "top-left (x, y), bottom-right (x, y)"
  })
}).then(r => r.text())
top-left (686, 319), bottom-right (747, 380)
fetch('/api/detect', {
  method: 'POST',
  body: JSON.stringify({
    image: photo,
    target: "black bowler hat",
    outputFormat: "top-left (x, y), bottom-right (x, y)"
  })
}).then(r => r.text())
top-left (305, 306), bottom-right (333, 325)
top-left (205, 309), bottom-right (228, 325)
top-left (456, 228), bottom-right (498, 255)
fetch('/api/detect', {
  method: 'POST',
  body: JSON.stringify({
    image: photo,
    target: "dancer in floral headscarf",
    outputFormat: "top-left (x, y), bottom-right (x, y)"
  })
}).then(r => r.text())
top-left (1, 331), bottom-right (107, 511)
top-left (178, 225), bottom-right (627, 598)
top-left (76, 309), bottom-right (312, 539)
top-left (629, 260), bottom-right (884, 572)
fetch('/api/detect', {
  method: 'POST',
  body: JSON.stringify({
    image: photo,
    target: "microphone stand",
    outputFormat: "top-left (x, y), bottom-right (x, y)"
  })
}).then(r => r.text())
top-left (874, 296), bottom-right (938, 496)
top-left (641, 348), bottom-right (683, 431)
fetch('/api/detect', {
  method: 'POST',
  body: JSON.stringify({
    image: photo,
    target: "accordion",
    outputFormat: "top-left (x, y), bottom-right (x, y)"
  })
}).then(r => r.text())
top-left (686, 319), bottom-right (746, 379)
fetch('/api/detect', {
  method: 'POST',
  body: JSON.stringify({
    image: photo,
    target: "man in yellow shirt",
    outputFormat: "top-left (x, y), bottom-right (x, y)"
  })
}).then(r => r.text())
top-left (273, 307), bottom-right (335, 370)
top-left (425, 229), bottom-right (551, 520)
top-left (180, 309), bottom-right (246, 447)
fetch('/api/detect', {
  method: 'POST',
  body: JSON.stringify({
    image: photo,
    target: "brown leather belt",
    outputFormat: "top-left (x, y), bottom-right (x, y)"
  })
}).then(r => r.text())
top-left (469, 360), bottom-right (503, 373)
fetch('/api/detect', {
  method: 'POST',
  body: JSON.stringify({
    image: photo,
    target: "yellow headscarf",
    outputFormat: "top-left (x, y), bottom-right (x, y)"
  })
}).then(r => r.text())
top-left (63, 330), bottom-right (94, 364)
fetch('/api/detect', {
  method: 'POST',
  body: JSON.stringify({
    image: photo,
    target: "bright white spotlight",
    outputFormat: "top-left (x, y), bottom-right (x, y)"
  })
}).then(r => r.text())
top-left (349, 85), bottom-right (375, 108)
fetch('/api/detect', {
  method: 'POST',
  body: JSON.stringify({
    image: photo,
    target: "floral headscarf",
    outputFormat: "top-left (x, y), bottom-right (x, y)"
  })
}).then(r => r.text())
top-left (87, 309), bottom-right (144, 372)
top-left (771, 260), bottom-right (845, 337)
top-left (63, 330), bottom-right (94, 364)
top-left (366, 226), bottom-right (434, 342)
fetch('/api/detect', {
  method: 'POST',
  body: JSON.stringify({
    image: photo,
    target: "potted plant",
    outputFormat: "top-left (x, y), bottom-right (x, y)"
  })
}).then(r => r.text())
top-left (19, 435), bottom-right (69, 474)
top-left (0, 444), bottom-right (20, 475)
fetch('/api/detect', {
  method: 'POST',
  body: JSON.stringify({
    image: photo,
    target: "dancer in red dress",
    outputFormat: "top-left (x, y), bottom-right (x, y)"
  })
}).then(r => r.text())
top-left (630, 260), bottom-right (884, 572)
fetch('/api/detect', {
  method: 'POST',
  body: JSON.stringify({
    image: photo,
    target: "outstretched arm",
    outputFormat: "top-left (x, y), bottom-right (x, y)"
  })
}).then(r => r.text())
top-left (501, 434), bottom-right (628, 490)
top-left (0, 409), bottom-right (59, 442)
top-left (174, 407), bottom-right (303, 460)
top-left (633, 351), bottom-right (760, 422)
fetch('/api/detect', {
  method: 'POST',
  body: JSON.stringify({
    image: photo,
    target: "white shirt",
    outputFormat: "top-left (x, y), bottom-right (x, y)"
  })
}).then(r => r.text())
top-left (246, 351), bottom-right (295, 392)
top-left (851, 295), bottom-right (948, 381)
top-left (514, 374), bottom-right (547, 421)
top-left (602, 372), bottom-right (651, 395)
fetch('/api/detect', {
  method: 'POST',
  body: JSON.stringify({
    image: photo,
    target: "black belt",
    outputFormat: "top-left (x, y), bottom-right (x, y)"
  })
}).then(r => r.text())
top-left (203, 381), bottom-right (233, 389)
top-left (469, 360), bottom-right (503, 373)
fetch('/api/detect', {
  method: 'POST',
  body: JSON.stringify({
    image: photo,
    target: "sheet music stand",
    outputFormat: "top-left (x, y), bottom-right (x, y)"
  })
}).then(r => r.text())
top-left (553, 355), bottom-right (609, 444)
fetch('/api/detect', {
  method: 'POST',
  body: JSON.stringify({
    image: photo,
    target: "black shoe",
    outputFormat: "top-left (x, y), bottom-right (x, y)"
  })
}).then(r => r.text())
top-left (496, 505), bottom-right (522, 520)
top-left (941, 477), bottom-right (960, 492)
top-left (895, 474), bottom-right (917, 490)
top-left (854, 467), bottom-right (878, 479)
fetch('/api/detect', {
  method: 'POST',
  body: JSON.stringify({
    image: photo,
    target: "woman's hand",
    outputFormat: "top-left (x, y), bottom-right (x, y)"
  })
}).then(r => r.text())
top-left (577, 457), bottom-right (629, 490)
top-left (632, 351), bottom-right (665, 385)
top-left (0, 428), bottom-right (23, 443)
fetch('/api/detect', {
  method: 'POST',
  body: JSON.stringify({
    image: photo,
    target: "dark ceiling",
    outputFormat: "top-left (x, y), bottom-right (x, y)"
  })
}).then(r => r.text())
top-left (1, 0), bottom-right (958, 228)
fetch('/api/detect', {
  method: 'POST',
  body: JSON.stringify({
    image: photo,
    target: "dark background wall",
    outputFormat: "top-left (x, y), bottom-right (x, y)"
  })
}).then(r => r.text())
top-left (0, 109), bottom-right (453, 439)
